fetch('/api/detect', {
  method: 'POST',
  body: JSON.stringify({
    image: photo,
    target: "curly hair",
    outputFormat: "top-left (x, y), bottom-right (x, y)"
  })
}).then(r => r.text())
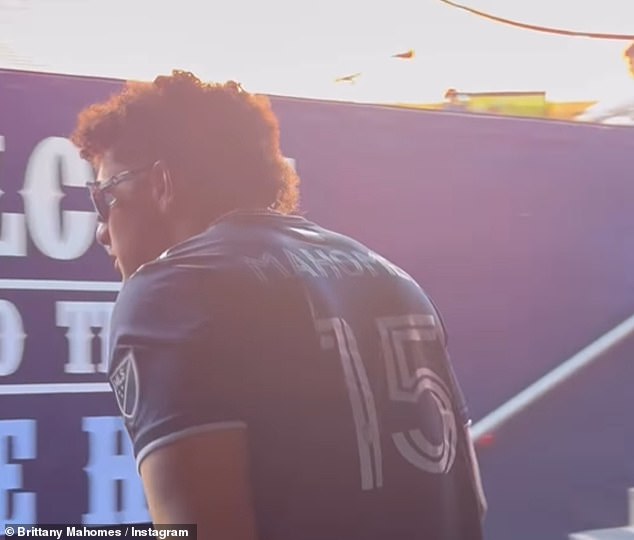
top-left (71, 70), bottom-right (300, 214)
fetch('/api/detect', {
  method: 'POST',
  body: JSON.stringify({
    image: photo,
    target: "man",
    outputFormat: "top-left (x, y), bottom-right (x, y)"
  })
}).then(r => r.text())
top-left (71, 70), bottom-right (486, 539)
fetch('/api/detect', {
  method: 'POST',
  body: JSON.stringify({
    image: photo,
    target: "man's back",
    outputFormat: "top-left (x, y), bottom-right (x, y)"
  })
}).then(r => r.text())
top-left (109, 209), bottom-right (484, 540)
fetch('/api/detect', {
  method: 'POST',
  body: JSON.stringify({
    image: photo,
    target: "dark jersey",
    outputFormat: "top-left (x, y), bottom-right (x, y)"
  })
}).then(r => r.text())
top-left (108, 209), bottom-right (484, 540)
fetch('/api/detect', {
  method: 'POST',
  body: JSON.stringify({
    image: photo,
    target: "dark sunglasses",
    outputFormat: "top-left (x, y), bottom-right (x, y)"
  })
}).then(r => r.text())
top-left (86, 163), bottom-right (155, 222)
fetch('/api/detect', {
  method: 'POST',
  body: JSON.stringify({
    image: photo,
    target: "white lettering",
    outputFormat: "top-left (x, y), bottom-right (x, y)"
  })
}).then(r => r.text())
top-left (82, 417), bottom-right (149, 524)
top-left (0, 420), bottom-right (36, 525)
top-left (351, 251), bottom-right (380, 277)
top-left (0, 300), bottom-right (26, 376)
top-left (329, 250), bottom-right (365, 277)
top-left (0, 211), bottom-right (27, 257)
top-left (56, 302), bottom-right (115, 374)
top-left (284, 248), bottom-right (321, 278)
top-left (22, 137), bottom-right (96, 260)
top-left (0, 135), bottom-right (27, 257)
top-left (243, 252), bottom-right (291, 282)
top-left (300, 249), bottom-right (342, 278)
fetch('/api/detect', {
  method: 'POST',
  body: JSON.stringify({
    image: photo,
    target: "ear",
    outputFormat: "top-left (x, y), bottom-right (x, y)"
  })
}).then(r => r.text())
top-left (150, 161), bottom-right (175, 214)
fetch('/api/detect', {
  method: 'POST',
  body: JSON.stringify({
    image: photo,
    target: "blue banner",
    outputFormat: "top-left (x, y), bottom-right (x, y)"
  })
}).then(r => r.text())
top-left (2, 68), bottom-right (634, 539)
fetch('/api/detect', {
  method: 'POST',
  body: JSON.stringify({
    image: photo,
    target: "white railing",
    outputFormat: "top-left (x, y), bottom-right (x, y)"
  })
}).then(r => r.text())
top-left (568, 489), bottom-right (634, 539)
top-left (470, 313), bottom-right (634, 442)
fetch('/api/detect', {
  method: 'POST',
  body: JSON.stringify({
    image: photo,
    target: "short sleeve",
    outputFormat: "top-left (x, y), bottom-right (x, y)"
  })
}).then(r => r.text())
top-left (107, 262), bottom-right (247, 472)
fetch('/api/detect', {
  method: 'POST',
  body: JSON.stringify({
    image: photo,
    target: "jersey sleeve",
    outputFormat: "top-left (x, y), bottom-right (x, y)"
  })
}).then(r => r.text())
top-left (107, 262), bottom-right (247, 472)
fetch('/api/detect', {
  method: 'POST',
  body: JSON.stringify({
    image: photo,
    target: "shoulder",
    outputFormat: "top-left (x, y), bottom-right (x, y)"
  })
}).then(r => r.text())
top-left (111, 260), bottom-right (211, 343)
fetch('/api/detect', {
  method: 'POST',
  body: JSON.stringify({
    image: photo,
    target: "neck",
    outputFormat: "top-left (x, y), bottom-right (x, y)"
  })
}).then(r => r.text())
top-left (166, 206), bottom-right (270, 247)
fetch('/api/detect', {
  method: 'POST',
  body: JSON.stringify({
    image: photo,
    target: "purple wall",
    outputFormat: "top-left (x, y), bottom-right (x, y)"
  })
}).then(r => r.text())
top-left (2, 68), bottom-right (634, 539)
top-left (271, 97), bottom-right (634, 538)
